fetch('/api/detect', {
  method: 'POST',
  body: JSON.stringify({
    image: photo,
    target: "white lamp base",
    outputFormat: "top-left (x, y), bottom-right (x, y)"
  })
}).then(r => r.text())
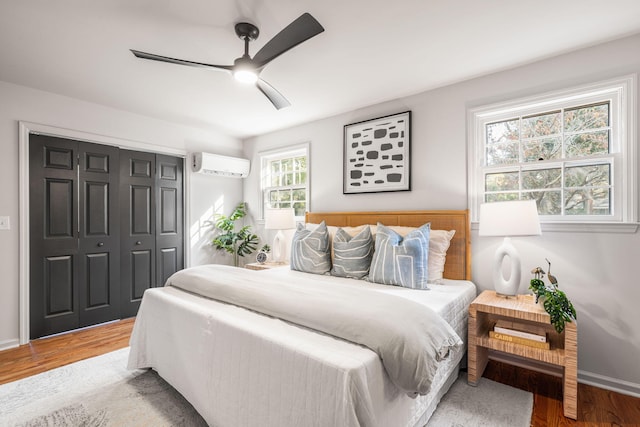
top-left (492, 237), bottom-right (521, 296)
top-left (272, 230), bottom-right (286, 264)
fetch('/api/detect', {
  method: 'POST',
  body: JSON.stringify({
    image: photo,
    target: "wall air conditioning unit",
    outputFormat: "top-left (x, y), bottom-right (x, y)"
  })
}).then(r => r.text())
top-left (192, 152), bottom-right (250, 178)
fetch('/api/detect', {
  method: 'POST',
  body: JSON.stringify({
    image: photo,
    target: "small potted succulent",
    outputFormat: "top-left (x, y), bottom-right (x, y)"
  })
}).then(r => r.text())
top-left (529, 259), bottom-right (577, 333)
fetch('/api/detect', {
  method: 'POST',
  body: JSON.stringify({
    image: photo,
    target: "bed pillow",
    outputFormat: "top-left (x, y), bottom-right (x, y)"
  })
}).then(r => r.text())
top-left (369, 222), bottom-right (430, 289)
top-left (330, 226), bottom-right (374, 279)
top-left (369, 225), bottom-right (455, 283)
top-left (290, 221), bottom-right (331, 275)
top-left (305, 223), bottom-right (368, 262)
top-left (427, 229), bottom-right (456, 283)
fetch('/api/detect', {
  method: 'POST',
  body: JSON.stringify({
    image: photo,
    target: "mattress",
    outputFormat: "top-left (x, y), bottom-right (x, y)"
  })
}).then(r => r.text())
top-left (128, 267), bottom-right (476, 427)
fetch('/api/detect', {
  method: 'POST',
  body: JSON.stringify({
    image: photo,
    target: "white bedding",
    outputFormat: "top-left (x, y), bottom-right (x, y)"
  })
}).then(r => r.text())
top-left (128, 267), bottom-right (476, 427)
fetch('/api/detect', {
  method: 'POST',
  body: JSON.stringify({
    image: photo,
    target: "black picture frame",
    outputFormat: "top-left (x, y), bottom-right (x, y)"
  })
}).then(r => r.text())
top-left (343, 111), bottom-right (411, 194)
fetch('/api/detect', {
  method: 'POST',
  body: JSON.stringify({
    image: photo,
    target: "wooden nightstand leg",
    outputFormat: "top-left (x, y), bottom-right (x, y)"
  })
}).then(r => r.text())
top-left (467, 311), bottom-right (488, 386)
top-left (468, 345), bottom-right (488, 386)
top-left (563, 322), bottom-right (578, 419)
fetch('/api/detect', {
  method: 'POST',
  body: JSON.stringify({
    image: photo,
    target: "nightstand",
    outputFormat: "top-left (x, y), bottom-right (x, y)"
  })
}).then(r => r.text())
top-left (245, 262), bottom-right (288, 271)
top-left (468, 290), bottom-right (578, 419)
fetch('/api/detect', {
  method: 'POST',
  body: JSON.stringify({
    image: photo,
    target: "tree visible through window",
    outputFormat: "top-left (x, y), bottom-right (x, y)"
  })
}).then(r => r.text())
top-left (468, 76), bottom-right (635, 224)
top-left (484, 102), bottom-right (612, 215)
top-left (260, 145), bottom-right (308, 219)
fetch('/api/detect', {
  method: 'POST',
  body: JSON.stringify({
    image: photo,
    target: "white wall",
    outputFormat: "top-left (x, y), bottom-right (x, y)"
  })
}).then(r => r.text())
top-left (243, 34), bottom-right (640, 396)
top-left (0, 81), bottom-right (244, 349)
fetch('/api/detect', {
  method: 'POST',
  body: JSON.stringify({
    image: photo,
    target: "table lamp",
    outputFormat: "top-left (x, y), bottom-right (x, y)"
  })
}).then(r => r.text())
top-left (479, 200), bottom-right (541, 296)
top-left (264, 208), bottom-right (296, 264)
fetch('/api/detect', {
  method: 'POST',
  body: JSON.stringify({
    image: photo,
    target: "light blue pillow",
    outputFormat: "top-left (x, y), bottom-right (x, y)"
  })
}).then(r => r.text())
top-left (290, 221), bottom-right (331, 275)
top-left (369, 222), bottom-right (430, 289)
top-left (331, 226), bottom-right (374, 279)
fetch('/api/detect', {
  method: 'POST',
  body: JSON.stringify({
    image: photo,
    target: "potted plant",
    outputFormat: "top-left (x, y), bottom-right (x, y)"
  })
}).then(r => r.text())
top-left (212, 202), bottom-right (259, 267)
top-left (529, 259), bottom-right (577, 333)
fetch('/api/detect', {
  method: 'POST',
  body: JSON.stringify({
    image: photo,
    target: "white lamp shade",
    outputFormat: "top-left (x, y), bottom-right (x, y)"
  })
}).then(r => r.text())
top-left (264, 208), bottom-right (296, 230)
top-left (478, 200), bottom-right (541, 237)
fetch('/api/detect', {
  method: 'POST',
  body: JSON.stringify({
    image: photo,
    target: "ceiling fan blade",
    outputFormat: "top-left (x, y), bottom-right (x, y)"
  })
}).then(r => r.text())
top-left (256, 78), bottom-right (291, 110)
top-left (252, 13), bottom-right (324, 68)
top-left (130, 49), bottom-right (232, 72)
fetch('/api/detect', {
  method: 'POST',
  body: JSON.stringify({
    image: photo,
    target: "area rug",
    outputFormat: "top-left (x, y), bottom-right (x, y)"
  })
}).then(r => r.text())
top-left (0, 348), bottom-right (532, 427)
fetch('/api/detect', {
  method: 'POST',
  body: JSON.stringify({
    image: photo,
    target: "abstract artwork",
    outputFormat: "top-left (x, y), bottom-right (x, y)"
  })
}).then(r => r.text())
top-left (343, 111), bottom-right (411, 194)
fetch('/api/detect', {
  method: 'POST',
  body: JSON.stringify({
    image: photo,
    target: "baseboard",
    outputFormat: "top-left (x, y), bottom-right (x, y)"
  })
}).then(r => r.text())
top-left (578, 370), bottom-right (640, 398)
top-left (489, 351), bottom-right (640, 398)
top-left (0, 338), bottom-right (20, 351)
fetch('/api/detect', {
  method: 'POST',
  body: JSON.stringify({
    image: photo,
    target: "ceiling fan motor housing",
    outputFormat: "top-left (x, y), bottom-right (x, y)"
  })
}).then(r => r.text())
top-left (235, 22), bottom-right (259, 41)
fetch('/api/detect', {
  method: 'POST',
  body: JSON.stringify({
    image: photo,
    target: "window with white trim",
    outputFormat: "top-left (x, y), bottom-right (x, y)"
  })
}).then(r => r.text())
top-left (260, 144), bottom-right (309, 220)
top-left (468, 76), bottom-right (636, 225)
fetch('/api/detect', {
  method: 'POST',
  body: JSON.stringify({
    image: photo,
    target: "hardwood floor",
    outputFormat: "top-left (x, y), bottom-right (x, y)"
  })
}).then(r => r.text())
top-left (1, 318), bottom-right (638, 426)
top-left (0, 318), bottom-right (134, 386)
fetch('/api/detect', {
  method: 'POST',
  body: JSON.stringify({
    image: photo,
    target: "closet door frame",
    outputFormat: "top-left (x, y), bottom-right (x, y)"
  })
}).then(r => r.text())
top-left (18, 121), bottom-right (189, 345)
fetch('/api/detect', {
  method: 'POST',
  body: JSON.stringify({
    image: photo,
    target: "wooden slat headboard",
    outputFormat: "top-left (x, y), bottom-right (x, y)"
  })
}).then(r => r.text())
top-left (305, 210), bottom-right (471, 281)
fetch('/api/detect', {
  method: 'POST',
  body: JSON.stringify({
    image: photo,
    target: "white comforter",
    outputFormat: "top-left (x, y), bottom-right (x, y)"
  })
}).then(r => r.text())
top-left (128, 266), bottom-right (476, 427)
top-left (166, 265), bottom-right (462, 395)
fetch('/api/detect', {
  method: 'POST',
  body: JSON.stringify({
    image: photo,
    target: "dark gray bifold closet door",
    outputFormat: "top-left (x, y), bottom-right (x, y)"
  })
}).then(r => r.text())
top-left (155, 154), bottom-right (184, 288)
top-left (120, 150), bottom-right (184, 318)
top-left (29, 134), bottom-right (120, 339)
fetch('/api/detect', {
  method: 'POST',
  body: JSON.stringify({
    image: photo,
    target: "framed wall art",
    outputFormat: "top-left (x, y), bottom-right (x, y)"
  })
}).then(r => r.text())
top-left (343, 111), bottom-right (411, 194)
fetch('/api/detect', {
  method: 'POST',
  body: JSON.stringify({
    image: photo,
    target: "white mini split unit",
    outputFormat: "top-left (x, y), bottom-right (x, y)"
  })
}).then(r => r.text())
top-left (192, 152), bottom-right (250, 178)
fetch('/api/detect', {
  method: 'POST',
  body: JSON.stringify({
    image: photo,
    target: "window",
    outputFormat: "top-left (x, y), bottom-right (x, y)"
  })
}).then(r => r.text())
top-left (468, 76), bottom-right (636, 227)
top-left (260, 144), bottom-right (309, 220)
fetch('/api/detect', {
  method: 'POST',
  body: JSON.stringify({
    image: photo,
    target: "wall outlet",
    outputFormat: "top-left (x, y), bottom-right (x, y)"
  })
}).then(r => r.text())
top-left (0, 216), bottom-right (10, 230)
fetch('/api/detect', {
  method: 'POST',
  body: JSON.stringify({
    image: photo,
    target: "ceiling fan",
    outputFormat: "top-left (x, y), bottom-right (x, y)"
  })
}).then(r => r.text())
top-left (131, 13), bottom-right (324, 110)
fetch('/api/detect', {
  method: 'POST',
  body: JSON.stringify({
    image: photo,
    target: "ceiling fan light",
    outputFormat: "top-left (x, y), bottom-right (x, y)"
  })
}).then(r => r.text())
top-left (233, 69), bottom-right (258, 84)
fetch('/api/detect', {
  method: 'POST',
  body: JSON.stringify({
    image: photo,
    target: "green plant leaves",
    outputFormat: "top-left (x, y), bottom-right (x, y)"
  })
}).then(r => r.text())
top-left (211, 202), bottom-right (258, 265)
top-left (529, 276), bottom-right (577, 333)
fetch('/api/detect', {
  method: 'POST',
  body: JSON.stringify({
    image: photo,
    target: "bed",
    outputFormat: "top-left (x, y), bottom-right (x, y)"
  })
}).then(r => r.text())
top-left (128, 210), bottom-right (476, 427)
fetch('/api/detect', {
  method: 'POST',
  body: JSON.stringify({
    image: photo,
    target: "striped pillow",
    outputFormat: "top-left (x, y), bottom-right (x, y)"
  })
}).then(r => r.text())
top-left (369, 222), bottom-right (430, 289)
top-left (290, 221), bottom-right (331, 275)
top-left (331, 226), bottom-right (374, 279)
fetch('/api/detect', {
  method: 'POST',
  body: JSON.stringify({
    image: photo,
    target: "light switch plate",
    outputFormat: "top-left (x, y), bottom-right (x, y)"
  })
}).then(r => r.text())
top-left (0, 216), bottom-right (10, 230)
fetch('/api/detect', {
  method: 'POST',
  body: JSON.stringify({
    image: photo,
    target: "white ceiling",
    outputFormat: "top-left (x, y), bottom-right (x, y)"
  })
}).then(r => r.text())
top-left (2, 0), bottom-right (640, 139)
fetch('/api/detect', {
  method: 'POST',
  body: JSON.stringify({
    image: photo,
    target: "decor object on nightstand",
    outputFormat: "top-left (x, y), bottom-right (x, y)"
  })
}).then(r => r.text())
top-left (212, 202), bottom-right (259, 267)
top-left (479, 200), bottom-right (541, 296)
top-left (264, 208), bottom-right (295, 264)
top-left (256, 244), bottom-right (270, 264)
top-left (529, 258), bottom-right (577, 333)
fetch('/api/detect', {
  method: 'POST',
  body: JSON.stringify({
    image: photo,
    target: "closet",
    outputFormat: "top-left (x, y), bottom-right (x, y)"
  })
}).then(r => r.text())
top-left (29, 134), bottom-right (184, 339)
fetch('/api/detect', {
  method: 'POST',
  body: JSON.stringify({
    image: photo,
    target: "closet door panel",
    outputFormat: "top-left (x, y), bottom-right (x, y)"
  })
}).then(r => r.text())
top-left (85, 252), bottom-right (110, 308)
top-left (29, 134), bottom-right (79, 338)
top-left (156, 155), bottom-right (184, 287)
top-left (44, 255), bottom-right (74, 316)
top-left (78, 142), bottom-right (120, 327)
top-left (120, 150), bottom-right (156, 318)
top-left (132, 250), bottom-right (153, 300)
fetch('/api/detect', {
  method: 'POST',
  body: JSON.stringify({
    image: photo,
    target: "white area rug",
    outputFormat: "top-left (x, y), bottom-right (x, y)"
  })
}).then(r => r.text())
top-left (426, 373), bottom-right (533, 427)
top-left (0, 348), bottom-right (532, 427)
